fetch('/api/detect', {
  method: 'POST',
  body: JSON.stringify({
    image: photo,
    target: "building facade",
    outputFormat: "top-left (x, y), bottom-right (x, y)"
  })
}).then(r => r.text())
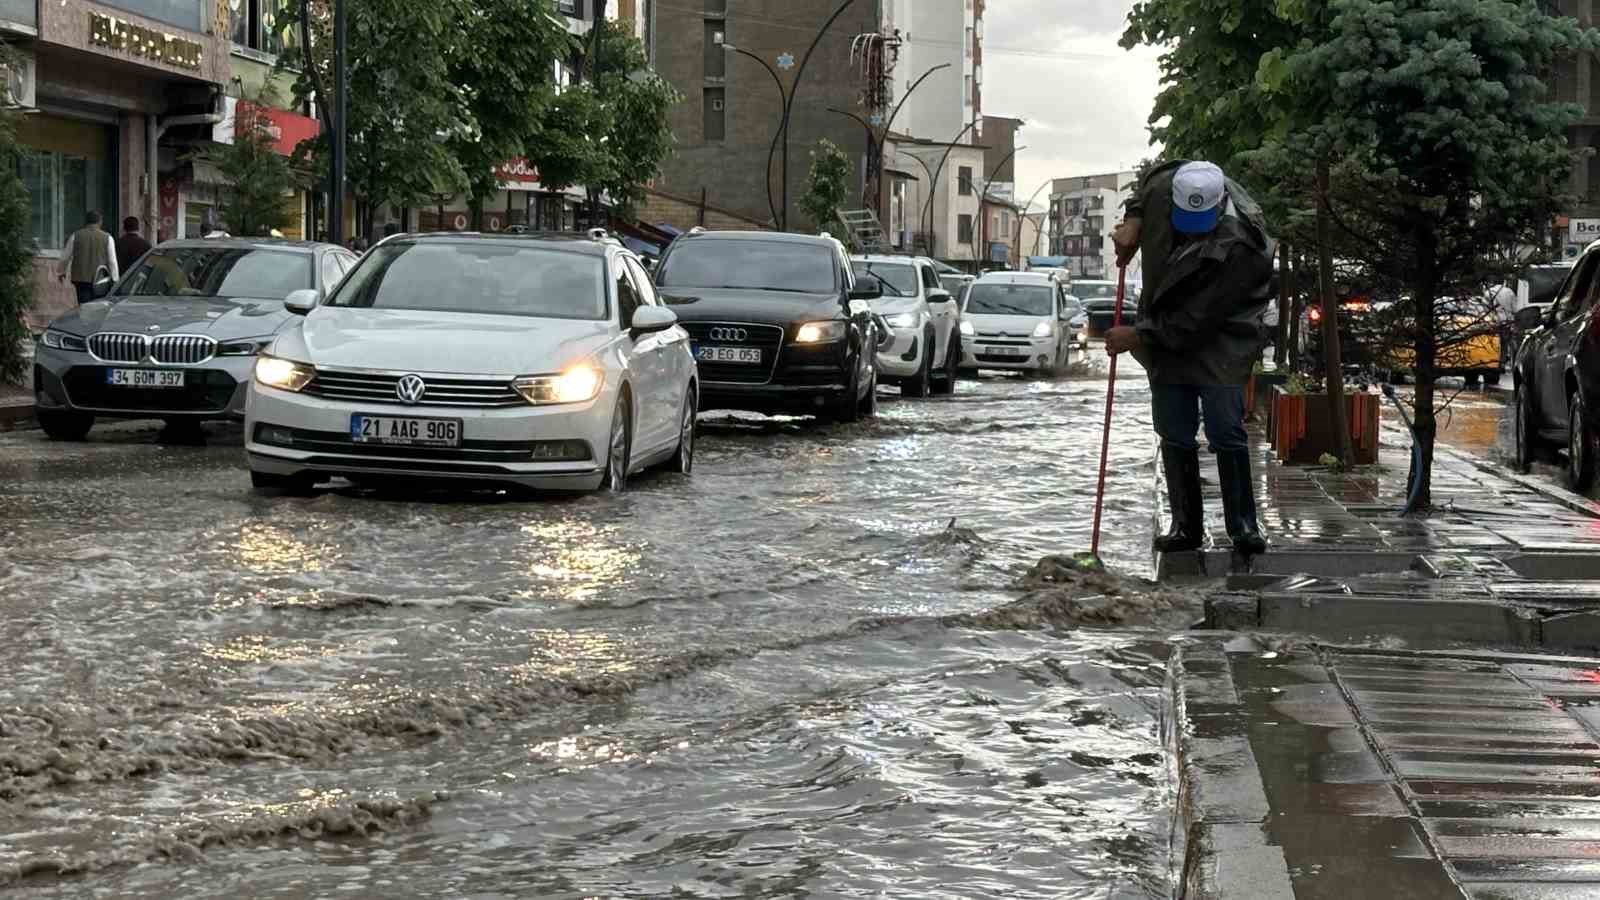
top-left (882, 0), bottom-right (982, 145)
top-left (1049, 171), bottom-right (1135, 280)
top-left (884, 135), bottom-right (985, 267)
top-left (7, 0), bottom-right (229, 326)
top-left (979, 113), bottom-right (1020, 198)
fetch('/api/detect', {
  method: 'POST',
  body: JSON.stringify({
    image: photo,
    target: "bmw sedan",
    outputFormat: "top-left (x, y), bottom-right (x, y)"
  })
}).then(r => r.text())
top-left (32, 239), bottom-right (357, 440)
top-left (245, 232), bottom-right (697, 494)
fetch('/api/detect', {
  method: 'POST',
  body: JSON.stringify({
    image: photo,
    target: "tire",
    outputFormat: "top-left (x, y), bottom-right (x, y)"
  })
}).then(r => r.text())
top-left (829, 356), bottom-right (864, 424)
top-left (857, 365), bottom-right (878, 418)
top-left (1465, 372), bottom-right (1482, 388)
top-left (1484, 371), bottom-right (1502, 387)
top-left (1514, 384), bottom-right (1539, 474)
top-left (37, 410), bottom-right (93, 441)
top-left (1571, 395), bottom-right (1597, 493)
top-left (902, 331), bottom-right (932, 398)
top-left (665, 387), bottom-right (696, 475)
top-left (931, 333), bottom-right (959, 395)
top-left (600, 391), bottom-right (632, 492)
top-left (250, 470), bottom-right (316, 496)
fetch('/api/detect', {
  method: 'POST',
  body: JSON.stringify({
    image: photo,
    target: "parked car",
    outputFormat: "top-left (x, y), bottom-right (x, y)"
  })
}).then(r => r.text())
top-left (32, 238), bottom-right (358, 440)
top-left (246, 231), bottom-right (696, 494)
top-left (652, 230), bottom-right (881, 421)
top-left (958, 271), bottom-right (1075, 376)
top-left (1070, 279), bottom-right (1136, 338)
top-left (850, 254), bottom-right (962, 396)
top-left (1514, 245), bottom-right (1600, 489)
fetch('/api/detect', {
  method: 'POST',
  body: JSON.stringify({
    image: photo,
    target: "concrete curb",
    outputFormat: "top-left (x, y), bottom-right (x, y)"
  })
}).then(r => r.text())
top-left (0, 400), bottom-right (35, 431)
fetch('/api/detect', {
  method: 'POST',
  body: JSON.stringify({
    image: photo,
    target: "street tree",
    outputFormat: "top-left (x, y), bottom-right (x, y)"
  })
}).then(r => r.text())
top-left (208, 94), bottom-right (298, 236)
top-left (0, 43), bottom-right (32, 385)
top-left (799, 139), bottom-right (851, 240)
top-left (584, 19), bottom-right (680, 218)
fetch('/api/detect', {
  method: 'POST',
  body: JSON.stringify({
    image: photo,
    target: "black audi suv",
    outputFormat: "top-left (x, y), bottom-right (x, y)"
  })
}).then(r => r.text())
top-left (652, 230), bottom-right (883, 421)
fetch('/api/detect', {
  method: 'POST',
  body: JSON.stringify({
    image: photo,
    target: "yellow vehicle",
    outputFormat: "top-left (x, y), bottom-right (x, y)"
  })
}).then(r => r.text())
top-left (1384, 314), bottom-right (1502, 385)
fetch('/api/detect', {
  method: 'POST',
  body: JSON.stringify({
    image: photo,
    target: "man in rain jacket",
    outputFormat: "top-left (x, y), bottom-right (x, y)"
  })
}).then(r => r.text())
top-left (1105, 161), bottom-right (1274, 557)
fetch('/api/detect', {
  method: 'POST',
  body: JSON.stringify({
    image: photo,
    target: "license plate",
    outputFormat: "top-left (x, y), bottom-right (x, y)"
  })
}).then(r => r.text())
top-left (106, 368), bottom-right (184, 388)
top-left (349, 414), bottom-right (462, 448)
top-left (695, 345), bottom-right (762, 364)
top-left (986, 346), bottom-right (1027, 357)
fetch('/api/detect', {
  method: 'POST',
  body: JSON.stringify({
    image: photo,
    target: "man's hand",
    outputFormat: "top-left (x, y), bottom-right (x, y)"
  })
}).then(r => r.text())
top-left (1104, 326), bottom-right (1140, 356)
top-left (1112, 217), bottom-right (1141, 267)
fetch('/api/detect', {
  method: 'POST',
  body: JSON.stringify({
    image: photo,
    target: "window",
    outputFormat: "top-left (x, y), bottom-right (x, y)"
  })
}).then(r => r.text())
top-left (98, 0), bottom-right (203, 32)
top-left (623, 257), bottom-right (658, 306)
top-left (920, 265), bottom-right (940, 289)
top-left (957, 214), bottom-right (974, 244)
top-left (964, 75), bottom-right (973, 107)
top-left (1557, 251), bottom-right (1600, 320)
top-left (703, 88), bottom-right (725, 141)
top-left (615, 260), bottom-right (642, 327)
top-left (964, 27), bottom-right (973, 57)
top-left (658, 239), bottom-right (837, 293)
top-left (328, 242), bottom-right (607, 319)
top-left (559, 0), bottom-right (581, 16)
top-left (230, 0), bottom-right (299, 56)
top-left (0, 0), bottom-right (34, 28)
top-left (704, 20), bottom-right (725, 77)
top-left (117, 247), bottom-right (312, 299)
top-left (320, 252), bottom-right (342, 291)
top-left (17, 118), bottom-right (115, 253)
top-left (958, 166), bottom-right (973, 196)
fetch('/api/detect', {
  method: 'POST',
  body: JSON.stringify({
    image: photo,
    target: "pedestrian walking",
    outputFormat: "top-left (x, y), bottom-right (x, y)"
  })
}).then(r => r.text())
top-left (115, 216), bottom-right (152, 273)
top-left (1105, 161), bottom-right (1275, 557)
top-left (57, 211), bottom-right (118, 305)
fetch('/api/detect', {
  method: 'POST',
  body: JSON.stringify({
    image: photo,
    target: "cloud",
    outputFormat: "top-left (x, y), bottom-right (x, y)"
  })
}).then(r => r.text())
top-left (982, 0), bottom-right (1162, 206)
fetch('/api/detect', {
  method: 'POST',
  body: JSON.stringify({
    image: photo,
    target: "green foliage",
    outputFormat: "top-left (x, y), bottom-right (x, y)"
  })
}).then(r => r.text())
top-left (585, 21), bottom-right (680, 216)
top-left (798, 139), bottom-right (851, 238)
top-left (208, 96), bottom-right (298, 236)
top-left (0, 44), bottom-right (32, 385)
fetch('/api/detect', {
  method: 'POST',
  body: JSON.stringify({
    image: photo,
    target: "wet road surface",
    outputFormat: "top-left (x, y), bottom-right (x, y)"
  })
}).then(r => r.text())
top-left (0, 362), bottom-right (1190, 898)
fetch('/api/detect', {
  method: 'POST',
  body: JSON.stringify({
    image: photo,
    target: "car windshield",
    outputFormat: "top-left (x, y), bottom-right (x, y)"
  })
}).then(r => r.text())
top-left (1069, 282), bottom-right (1117, 300)
top-left (114, 247), bottom-right (312, 299)
top-left (657, 239), bottom-right (836, 293)
top-left (965, 283), bottom-right (1054, 317)
top-left (1525, 266), bottom-right (1571, 305)
top-left (327, 242), bottom-right (607, 319)
top-left (852, 261), bottom-right (917, 297)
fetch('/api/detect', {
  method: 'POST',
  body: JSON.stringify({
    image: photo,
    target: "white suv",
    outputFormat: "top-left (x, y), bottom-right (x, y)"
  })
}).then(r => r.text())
top-left (850, 254), bottom-right (962, 396)
top-left (959, 271), bottom-right (1075, 376)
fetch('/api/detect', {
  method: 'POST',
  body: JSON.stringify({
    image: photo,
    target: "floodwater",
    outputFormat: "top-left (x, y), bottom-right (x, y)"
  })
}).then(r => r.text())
top-left (0, 359), bottom-right (1190, 898)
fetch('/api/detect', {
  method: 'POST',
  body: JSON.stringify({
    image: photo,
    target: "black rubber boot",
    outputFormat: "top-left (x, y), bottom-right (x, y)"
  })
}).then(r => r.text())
top-left (1153, 445), bottom-right (1204, 553)
top-left (1216, 448), bottom-right (1267, 556)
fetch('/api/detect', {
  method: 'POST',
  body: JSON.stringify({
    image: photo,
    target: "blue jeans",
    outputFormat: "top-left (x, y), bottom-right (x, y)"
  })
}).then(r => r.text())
top-left (1151, 384), bottom-right (1247, 453)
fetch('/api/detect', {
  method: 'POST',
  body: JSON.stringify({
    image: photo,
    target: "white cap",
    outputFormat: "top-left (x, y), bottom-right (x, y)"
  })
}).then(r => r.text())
top-left (1171, 161), bottom-right (1226, 234)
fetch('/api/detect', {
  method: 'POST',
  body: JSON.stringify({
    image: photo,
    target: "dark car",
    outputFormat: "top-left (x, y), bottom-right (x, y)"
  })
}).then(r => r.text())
top-left (652, 231), bottom-right (882, 421)
top-left (1514, 246), bottom-right (1600, 489)
top-left (32, 238), bottom-right (359, 440)
top-left (1070, 280), bottom-right (1133, 337)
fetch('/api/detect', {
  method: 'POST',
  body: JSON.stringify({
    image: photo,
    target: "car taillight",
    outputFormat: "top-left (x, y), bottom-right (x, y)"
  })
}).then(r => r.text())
top-left (1308, 306), bottom-right (1323, 324)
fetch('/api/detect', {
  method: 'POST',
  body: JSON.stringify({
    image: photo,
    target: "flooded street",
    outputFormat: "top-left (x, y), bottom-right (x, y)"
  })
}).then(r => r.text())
top-left (0, 361), bottom-right (1186, 898)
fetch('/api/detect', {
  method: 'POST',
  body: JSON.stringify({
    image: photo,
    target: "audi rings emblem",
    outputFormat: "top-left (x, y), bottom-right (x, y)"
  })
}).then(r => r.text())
top-left (395, 374), bottom-right (428, 404)
top-left (708, 327), bottom-right (748, 342)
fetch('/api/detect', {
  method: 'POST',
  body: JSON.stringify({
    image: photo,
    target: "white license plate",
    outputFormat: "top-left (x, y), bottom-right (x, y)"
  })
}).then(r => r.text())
top-left (106, 368), bottom-right (184, 388)
top-left (986, 346), bottom-right (1027, 357)
top-left (695, 345), bottom-right (762, 364)
top-left (350, 414), bottom-right (462, 448)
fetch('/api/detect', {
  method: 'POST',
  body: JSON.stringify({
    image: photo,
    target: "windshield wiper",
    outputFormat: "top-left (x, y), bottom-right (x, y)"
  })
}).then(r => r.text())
top-left (975, 303), bottom-right (1042, 316)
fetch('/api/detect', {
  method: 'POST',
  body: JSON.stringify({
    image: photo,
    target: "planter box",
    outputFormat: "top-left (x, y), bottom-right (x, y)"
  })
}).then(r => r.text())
top-left (1270, 386), bottom-right (1379, 465)
top-left (1248, 372), bottom-right (1288, 423)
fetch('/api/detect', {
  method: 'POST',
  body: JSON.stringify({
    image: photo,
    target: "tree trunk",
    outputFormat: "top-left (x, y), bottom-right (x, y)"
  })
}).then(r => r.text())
top-left (1405, 226), bottom-right (1440, 514)
top-left (470, 195), bottom-right (484, 232)
top-left (1275, 242), bottom-right (1291, 367)
top-left (1286, 251), bottom-right (1303, 370)
top-left (1315, 160), bottom-right (1356, 466)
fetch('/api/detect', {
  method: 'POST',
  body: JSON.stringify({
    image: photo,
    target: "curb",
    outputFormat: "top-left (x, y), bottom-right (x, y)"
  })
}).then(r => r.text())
top-left (0, 400), bottom-right (35, 431)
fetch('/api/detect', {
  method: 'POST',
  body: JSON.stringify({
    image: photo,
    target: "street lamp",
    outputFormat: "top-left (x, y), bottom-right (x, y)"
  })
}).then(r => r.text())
top-left (971, 145), bottom-right (1026, 265)
top-left (330, 0), bottom-right (346, 243)
top-left (722, 43), bottom-right (785, 227)
top-left (1013, 178), bottom-right (1054, 267)
top-left (826, 62), bottom-right (952, 212)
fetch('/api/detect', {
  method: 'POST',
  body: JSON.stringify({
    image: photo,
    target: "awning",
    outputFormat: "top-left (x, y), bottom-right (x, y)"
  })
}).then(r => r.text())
top-left (190, 160), bottom-right (228, 186)
top-left (622, 236), bottom-right (660, 256)
top-left (883, 166), bottom-right (919, 180)
top-left (655, 223), bottom-right (683, 237)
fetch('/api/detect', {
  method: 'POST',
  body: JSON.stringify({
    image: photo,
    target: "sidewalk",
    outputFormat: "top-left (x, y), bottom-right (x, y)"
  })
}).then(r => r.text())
top-left (0, 353), bottom-right (35, 431)
top-left (1171, 636), bottom-right (1600, 898)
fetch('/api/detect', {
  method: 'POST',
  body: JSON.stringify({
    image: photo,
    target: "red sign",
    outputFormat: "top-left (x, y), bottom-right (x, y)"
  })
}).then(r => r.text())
top-left (237, 100), bottom-right (321, 157)
top-left (495, 156), bottom-right (541, 186)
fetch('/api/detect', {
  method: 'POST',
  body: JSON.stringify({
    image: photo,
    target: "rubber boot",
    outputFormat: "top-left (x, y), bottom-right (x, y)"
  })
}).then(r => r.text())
top-left (1216, 448), bottom-right (1267, 556)
top-left (1153, 446), bottom-right (1204, 553)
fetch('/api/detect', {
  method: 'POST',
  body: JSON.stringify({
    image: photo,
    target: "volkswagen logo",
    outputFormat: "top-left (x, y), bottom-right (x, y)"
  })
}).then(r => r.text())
top-left (708, 327), bottom-right (748, 342)
top-left (395, 374), bottom-right (427, 405)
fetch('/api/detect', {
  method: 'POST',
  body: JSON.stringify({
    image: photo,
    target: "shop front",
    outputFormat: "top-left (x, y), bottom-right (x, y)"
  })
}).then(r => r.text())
top-left (411, 157), bottom-right (595, 234)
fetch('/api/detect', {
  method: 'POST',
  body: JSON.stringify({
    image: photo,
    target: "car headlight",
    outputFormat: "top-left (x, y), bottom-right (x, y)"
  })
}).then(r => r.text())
top-left (959, 320), bottom-right (975, 336)
top-left (40, 329), bottom-right (86, 351)
top-left (884, 312), bottom-right (919, 329)
top-left (219, 338), bottom-right (273, 357)
top-left (253, 356), bottom-right (315, 392)
top-left (795, 321), bottom-right (847, 344)
top-left (514, 365), bottom-right (603, 405)
top-left (1032, 320), bottom-right (1055, 338)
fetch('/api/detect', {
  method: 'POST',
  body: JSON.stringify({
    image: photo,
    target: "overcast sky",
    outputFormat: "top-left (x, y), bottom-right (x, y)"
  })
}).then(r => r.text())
top-left (983, 0), bottom-right (1163, 210)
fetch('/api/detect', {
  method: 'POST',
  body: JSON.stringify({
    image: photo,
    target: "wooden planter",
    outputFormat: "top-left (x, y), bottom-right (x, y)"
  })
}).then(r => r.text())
top-left (1270, 386), bottom-right (1379, 465)
top-left (1248, 372), bottom-right (1288, 423)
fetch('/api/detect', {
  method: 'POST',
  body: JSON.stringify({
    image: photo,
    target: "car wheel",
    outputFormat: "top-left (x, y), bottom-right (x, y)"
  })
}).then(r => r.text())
top-left (1570, 394), bottom-right (1597, 493)
top-left (903, 333), bottom-right (932, 398)
top-left (600, 391), bottom-right (632, 492)
top-left (1465, 372), bottom-right (1482, 388)
top-left (250, 470), bottom-right (316, 496)
top-left (932, 334), bottom-right (959, 395)
top-left (858, 365), bottom-right (879, 418)
top-left (666, 387), bottom-right (696, 475)
top-left (1484, 371), bottom-right (1502, 387)
top-left (37, 410), bottom-right (93, 441)
top-left (1514, 384), bottom-right (1539, 474)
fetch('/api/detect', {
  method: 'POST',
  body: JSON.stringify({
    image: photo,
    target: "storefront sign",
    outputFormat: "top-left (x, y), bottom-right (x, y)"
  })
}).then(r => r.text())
top-left (89, 12), bottom-right (203, 71)
top-left (236, 100), bottom-right (320, 156)
top-left (494, 157), bottom-right (540, 188)
top-left (1570, 218), bottom-right (1600, 245)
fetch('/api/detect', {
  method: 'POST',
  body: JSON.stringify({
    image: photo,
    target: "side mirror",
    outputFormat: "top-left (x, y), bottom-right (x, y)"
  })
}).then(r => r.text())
top-left (849, 273), bottom-right (883, 300)
top-left (284, 288), bottom-right (319, 315)
top-left (92, 266), bottom-right (115, 299)
top-left (927, 289), bottom-right (953, 304)
top-left (630, 305), bottom-right (677, 336)
top-left (1515, 305), bottom-right (1545, 330)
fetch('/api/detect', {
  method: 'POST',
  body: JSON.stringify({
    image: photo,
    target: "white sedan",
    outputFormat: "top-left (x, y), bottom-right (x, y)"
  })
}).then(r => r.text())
top-left (245, 232), bottom-right (698, 494)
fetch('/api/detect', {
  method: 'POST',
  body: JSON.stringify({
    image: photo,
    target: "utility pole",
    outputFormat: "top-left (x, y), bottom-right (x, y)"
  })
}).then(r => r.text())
top-left (330, 0), bottom-right (347, 244)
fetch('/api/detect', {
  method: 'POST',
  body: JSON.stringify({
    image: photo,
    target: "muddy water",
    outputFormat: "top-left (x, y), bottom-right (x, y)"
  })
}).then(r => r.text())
top-left (0, 360), bottom-right (1187, 898)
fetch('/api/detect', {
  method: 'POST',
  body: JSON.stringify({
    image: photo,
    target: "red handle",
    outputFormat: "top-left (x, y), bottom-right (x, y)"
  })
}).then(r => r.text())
top-left (1089, 266), bottom-right (1128, 559)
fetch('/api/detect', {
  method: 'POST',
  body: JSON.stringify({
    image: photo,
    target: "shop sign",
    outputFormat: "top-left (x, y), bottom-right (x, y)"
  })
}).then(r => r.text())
top-left (494, 157), bottom-right (540, 187)
top-left (1570, 218), bottom-right (1600, 245)
top-left (236, 101), bottom-right (320, 156)
top-left (89, 12), bottom-right (203, 71)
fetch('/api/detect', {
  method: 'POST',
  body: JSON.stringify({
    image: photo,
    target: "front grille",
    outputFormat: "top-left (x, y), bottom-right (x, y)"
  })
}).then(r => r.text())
top-left (63, 366), bottom-right (238, 412)
top-left (682, 322), bottom-right (784, 385)
top-left (151, 335), bottom-right (216, 365)
top-left (259, 426), bottom-right (578, 463)
top-left (977, 353), bottom-right (1038, 364)
top-left (88, 333), bottom-right (146, 363)
top-left (302, 370), bottom-right (524, 408)
top-left (976, 337), bottom-right (1031, 347)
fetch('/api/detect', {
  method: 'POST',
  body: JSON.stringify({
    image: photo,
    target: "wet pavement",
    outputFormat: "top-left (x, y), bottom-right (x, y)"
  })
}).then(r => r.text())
top-left (0, 361), bottom-right (1191, 897)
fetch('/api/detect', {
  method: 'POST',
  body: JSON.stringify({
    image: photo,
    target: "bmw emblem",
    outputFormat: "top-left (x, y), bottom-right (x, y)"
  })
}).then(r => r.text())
top-left (148, 324), bottom-right (161, 332)
top-left (395, 374), bottom-right (427, 405)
